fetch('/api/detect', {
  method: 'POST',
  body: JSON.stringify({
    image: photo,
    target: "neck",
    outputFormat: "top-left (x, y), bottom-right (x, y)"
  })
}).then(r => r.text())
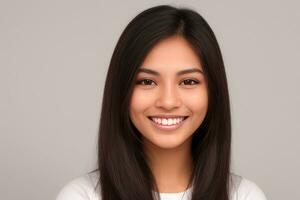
top-left (143, 137), bottom-right (194, 193)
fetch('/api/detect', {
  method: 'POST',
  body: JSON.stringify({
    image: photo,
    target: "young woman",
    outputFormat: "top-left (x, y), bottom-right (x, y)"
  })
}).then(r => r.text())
top-left (56, 5), bottom-right (267, 200)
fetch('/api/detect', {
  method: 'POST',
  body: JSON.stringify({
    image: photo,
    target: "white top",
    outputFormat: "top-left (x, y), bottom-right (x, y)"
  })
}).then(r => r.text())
top-left (56, 172), bottom-right (267, 200)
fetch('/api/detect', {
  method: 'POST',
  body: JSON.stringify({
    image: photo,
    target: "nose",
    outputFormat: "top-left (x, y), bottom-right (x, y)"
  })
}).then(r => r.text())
top-left (155, 83), bottom-right (182, 110)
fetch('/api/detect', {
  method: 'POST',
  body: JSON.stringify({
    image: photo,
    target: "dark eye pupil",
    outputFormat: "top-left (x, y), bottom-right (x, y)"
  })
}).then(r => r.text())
top-left (143, 80), bottom-right (153, 85)
top-left (184, 80), bottom-right (193, 85)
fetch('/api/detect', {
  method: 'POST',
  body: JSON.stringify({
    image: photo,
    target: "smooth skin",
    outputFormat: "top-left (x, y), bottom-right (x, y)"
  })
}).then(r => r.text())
top-left (129, 35), bottom-right (208, 193)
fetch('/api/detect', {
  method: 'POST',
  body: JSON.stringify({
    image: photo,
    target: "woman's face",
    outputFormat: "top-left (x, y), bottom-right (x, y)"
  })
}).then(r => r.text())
top-left (129, 35), bottom-right (208, 150)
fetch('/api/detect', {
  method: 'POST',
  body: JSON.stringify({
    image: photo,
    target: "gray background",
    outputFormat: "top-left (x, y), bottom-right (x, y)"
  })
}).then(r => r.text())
top-left (0, 0), bottom-right (299, 199)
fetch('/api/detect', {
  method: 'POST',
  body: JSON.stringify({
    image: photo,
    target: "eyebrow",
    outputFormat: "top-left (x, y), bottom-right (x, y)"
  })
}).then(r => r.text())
top-left (138, 67), bottom-right (203, 76)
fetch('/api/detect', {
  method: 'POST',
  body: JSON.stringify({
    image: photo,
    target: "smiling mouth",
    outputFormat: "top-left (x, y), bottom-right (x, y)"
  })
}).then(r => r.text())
top-left (148, 116), bottom-right (189, 122)
top-left (147, 116), bottom-right (189, 129)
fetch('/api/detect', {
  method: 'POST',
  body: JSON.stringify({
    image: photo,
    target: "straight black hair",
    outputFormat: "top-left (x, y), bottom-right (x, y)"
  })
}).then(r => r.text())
top-left (95, 5), bottom-right (231, 200)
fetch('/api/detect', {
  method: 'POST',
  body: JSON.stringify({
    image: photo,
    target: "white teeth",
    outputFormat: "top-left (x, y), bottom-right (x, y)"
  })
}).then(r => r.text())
top-left (150, 117), bottom-right (185, 126)
top-left (162, 119), bottom-right (168, 125)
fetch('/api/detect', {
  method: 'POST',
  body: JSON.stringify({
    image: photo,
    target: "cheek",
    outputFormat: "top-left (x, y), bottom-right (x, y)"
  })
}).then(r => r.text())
top-left (182, 88), bottom-right (208, 116)
top-left (129, 89), bottom-right (154, 117)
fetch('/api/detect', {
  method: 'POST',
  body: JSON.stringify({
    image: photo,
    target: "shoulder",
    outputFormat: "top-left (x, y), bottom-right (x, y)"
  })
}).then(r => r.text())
top-left (229, 173), bottom-right (268, 200)
top-left (56, 171), bottom-right (101, 200)
top-left (56, 172), bottom-right (267, 200)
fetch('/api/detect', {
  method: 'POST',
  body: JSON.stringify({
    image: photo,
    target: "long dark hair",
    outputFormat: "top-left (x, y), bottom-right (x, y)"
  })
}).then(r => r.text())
top-left (96, 5), bottom-right (231, 200)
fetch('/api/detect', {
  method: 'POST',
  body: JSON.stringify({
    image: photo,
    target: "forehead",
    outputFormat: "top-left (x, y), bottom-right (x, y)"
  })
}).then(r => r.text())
top-left (140, 35), bottom-right (203, 72)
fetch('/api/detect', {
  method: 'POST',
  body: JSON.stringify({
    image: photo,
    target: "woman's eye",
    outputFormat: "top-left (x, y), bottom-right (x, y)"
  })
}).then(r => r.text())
top-left (180, 79), bottom-right (199, 85)
top-left (136, 79), bottom-right (156, 86)
top-left (136, 79), bottom-right (199, 86)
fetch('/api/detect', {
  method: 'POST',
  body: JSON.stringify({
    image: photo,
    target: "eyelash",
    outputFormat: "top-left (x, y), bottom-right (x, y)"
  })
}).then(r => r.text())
top-left (136, 79), bottom-right (200, 86)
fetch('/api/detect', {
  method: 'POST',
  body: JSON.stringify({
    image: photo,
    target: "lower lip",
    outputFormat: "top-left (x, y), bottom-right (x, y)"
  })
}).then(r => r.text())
top-left (148, 117), bottom-right (188, 131)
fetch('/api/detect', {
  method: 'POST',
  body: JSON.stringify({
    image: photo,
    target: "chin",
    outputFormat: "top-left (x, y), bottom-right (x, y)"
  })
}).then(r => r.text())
top-left (143, 135), bottom-right (191, 150)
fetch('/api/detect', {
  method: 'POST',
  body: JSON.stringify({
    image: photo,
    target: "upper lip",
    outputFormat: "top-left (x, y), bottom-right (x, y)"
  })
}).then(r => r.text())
top-left (148, 115), bottom-right (188, 118)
